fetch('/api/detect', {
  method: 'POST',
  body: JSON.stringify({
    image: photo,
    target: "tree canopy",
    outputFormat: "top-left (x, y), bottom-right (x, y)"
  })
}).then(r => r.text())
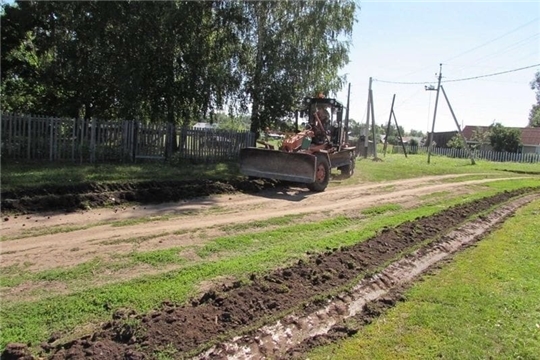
top-left (489, 123), bottom-right (522, 153)
top-left (1, 0), bottom-right (356, 130)
top-left (529, 71), bottom-right (540, 127)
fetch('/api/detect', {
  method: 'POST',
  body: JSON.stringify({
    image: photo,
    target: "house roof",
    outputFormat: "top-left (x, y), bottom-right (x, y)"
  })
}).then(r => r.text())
top-left (522, 127), bottom-right (540, 145)
top-left (461, 126), bottom-right (490, 140)
top-left (462, 125), bottom-right (540, 146)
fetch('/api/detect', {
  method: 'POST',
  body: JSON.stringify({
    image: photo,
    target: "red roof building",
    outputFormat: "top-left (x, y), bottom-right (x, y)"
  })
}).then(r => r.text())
top-left (461, 125), bottom-right (540, 154)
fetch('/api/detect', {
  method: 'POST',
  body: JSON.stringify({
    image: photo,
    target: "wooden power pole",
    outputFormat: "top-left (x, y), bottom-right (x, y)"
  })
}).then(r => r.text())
top-left (363, 77), bottom-right (372, 158)
top-left (383, 94), bottom-right (396, 157)
top-left (427, 64), bottom-right (443, 164)
top-left (370, 89), bottom-right (377, 158)
top-left (440, 85), bottom-right (476, 165)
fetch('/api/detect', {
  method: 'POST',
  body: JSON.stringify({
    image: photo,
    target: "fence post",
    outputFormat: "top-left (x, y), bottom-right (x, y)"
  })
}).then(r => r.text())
top-left (131, 121), bottom-right (138, 162)
top-left (27, 116), bottom-right (31, 160)
top-left (90, 118), bottom-right (96, 163)
top-left (71, 118), bottom-right (76, 162)
top-left (49, 117), bottom-right (54, 161)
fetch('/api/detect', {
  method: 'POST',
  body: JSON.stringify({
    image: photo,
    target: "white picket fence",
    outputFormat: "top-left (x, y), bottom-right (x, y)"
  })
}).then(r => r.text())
top-left (0, 113), bottom-right (255, 163)
top-left (392, 145), bottom-right (540, 163)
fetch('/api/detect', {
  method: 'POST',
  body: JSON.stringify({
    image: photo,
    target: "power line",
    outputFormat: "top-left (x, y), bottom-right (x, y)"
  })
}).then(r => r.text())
top-left (391, 17), bottom-right (539, 81)
top-left (373, 78), bottom-right (436, 85)
top-left (373, 63), bottom-right (540, 85)
top-left (444, 63), bottom-right (540, 83)
top-left (443, 17), bottom-right (539, 63)
top-left (449, 32), bottom-right (540, 74)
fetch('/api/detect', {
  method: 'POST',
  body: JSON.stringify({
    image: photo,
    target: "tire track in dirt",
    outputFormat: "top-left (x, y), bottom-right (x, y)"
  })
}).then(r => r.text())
top-left (0, 176), bottom-right (532, 272)
top-left (1, 173), bottom-right (487, 235)
top-left (198, 194), bottom-right (537, 359)
top-left (4, 187), bottom-right (534, 360)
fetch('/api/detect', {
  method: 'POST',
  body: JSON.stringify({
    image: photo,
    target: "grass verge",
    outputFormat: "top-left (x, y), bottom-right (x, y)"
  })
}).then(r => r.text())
top-left (306, 199), bottom-right (540, 360)
top-left (1, 162), bottom-right (240, 191)
top-left (335, 154), bottom-right (538, 186)
top-left (3, 154), bottom-right (538, 191)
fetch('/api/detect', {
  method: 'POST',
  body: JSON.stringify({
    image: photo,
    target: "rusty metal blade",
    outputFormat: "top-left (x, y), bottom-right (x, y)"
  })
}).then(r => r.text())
top-left (239, 148), bottom-right (317, 184)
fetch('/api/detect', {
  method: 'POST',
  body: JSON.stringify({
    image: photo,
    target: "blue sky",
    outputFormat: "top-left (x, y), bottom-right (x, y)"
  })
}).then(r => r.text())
top-left (335, 1), bottom-right (540, 133)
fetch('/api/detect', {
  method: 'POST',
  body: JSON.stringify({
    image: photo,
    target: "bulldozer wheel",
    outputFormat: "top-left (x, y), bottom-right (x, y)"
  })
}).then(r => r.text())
top-left (307, 157), bottom-right (330, 192)
top-left (339, 158), bottom-right (355, 178)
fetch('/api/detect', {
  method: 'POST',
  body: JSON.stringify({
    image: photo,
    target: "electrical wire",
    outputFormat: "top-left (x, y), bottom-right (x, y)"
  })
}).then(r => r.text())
top-left (391, 17), bottom-right (539, 81)
top-left (449, 32), bottom-right (540, 74)
top-left (373, 78), bottom-right (437, 85)
top-left (373, 63), bottom-right (540, 85)
top-left (444, 63), bottom-right (540, 83)
top-left (443, 17), bottom-right (539, 63)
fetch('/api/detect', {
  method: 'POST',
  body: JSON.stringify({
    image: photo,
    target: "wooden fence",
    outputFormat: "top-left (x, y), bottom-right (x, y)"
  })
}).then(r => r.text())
top-left (392, 145), bottom-right (540, 163)
top-left (0, 113), bottom-right (255, 163)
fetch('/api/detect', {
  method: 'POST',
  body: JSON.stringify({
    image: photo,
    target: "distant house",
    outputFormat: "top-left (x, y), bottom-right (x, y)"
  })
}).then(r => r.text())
top-left (520, 127), bottom-right (540, 154)
top-left (401, 136), bottom-right (423, 145)
top-left (461, 126), bottom-right (492, 151)
top-left (193, 122), bottom-right (217, 130)
top-left (425, 131), bottom-right (457, 148)
top-left (462, 125), bottom-right (540, 154)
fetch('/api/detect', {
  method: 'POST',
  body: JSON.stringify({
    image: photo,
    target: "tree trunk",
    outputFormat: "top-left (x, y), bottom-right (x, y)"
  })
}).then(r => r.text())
top-left (248, 2), bottom-right (267, 146)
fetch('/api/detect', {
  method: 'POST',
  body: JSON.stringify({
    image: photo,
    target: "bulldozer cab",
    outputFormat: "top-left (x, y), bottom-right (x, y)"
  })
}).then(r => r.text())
top-left (299, 97), bottom-right (345, 146)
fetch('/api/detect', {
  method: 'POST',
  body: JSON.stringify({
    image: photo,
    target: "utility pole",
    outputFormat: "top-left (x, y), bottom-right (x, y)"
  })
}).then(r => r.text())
top-left (370, 89), bottom-right (377, 158)
top-left (383, 94), bottom-right (396, 157)
top-left (393, 110), bottom-right (408, 158)
top-left (363, 77), bottom-right (372, 158)
top-left (440, 85), bottom-right (476, 165)
top-left (345, 83), bottom-right (351, 144)
top-left (427, 63), bottom-right (443, 164)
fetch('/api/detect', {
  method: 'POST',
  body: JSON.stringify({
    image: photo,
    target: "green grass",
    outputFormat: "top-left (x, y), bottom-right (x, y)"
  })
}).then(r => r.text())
top-left (344, 153), bottom-right (539, 184)
top-left (361, 203), bottom-right (402, 215)
top-left (0, 248), bottom-right (187, 289)
top-left (306, 199), bottom-right (540, 360)
top-left (1, 162), bottom-right (240, 191)
top-left (3, 154), bottom-right (539, 191)
top-left (130, 247), bottom-right (184, 267)
top-left (1, 179), bottom-right (537, 350)
top-left (221, 214), bottom-right (309, 232)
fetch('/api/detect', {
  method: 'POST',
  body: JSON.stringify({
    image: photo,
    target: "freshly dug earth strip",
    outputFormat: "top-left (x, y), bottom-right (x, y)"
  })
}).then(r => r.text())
top-left (3, 188), bottom-right (536, 360)
top-left (198, 194), bottom-right (537, 359)
top-left (1, 179), bottom-right (283, 214)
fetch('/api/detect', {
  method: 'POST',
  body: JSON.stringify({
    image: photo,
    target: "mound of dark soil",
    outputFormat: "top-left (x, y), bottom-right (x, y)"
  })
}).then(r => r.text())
top-left (4, 187), bottom-right (532, 360)
top-left (1, 178), bottom-right (285, 214)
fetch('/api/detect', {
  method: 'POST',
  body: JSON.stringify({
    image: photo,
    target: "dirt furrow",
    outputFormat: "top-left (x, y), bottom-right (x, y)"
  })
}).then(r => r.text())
top-left (9, 187), bottom-right (533, 360)
top-left (197, 194), bottom-right (536, 359)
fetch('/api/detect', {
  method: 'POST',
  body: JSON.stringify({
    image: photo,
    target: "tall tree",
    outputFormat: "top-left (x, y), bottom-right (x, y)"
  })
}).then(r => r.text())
top-left (489, 123), bottom-right (522, 153)
top-left (240, 0), bottom-right (356, 135)
top-left (1, 0), bottom-right (356, 131)
top-left (529, 71), bottom-right (540, 127)
top-left (470, 126), bottom-right (491, 150)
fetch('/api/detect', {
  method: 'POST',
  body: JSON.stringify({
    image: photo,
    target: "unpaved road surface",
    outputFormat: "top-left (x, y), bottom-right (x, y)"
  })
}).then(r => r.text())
top-left (0, 174), bottom-right (523, 272)
top-left (3, 187), bottom-right (537, 360)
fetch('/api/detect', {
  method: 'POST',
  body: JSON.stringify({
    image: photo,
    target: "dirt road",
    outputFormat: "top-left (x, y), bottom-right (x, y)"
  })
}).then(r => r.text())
top-left (0, 174), bottom-right (525, 272)
top-left (12, 188), bottom-right (535, 360)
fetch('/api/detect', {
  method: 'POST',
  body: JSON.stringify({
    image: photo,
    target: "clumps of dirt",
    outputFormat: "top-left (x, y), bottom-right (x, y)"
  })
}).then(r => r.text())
top-left (1, 343), bottom-right (34, 360)
top-left (285, 288), bottom-right (408, 359)
top-left (498, 169), bottom-right (540, 175)
top-left (12, 187), bottom-right (530, 360)
top-left (1, 178), bottom-right (284, 214)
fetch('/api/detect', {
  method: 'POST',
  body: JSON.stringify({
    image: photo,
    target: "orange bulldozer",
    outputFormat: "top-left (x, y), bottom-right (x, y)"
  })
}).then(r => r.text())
top-left (239, 95), bottom-right (357, 192)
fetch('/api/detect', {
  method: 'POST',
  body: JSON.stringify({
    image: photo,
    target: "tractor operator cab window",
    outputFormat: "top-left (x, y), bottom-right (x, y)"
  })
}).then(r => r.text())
top-left (310, 104), bottom-right (331, 131)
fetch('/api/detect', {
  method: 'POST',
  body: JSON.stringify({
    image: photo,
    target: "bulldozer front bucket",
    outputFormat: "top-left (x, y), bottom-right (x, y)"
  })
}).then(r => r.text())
top-left (239, 148), bottom-right (317, 184)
